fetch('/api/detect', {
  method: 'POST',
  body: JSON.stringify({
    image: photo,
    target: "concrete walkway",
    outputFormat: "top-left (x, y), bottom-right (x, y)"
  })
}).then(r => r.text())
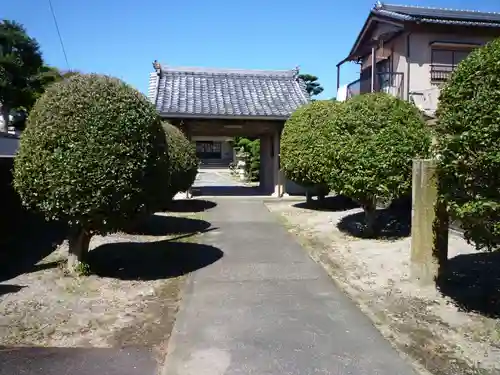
top-left (193, 168), bottom-right (245, 188)
top-left (190, 168), bottom-right (264, 197)
top-left (162, 199), bottom-right (419, 375)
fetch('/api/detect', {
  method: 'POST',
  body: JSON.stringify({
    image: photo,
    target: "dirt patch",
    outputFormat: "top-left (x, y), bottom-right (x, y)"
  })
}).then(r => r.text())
top-left (0, 207), bottom-right (220, 358)
top-left (266, 198), bottom-right (500, 375)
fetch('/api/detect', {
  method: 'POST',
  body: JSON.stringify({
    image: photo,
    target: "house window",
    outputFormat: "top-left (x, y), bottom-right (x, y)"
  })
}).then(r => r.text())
top-left (358, 56), bottom-right (393, 94)
top-left (376, 57), bottom-right (393, 92)
top-left (431, 48), bottom-right (472, 83)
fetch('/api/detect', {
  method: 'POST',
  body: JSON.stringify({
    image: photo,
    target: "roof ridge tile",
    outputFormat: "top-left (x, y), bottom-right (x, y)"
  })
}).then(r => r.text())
top-left (159, 65), bottom-right (297, 77)
top-left (380, 2), bottom-right (500, 16)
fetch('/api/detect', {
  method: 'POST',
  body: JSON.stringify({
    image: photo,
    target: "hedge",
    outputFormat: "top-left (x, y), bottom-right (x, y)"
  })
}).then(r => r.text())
top-left (280, 100), bottom-right (344, 196)
top-left (162, 122), bottom-right (198, 200)
top-left (436, 38), bottom-right (500, 251)
top-left (13, 73), bottom-right (169, 270)
top-left (332, 93), bottom-right (430, 235)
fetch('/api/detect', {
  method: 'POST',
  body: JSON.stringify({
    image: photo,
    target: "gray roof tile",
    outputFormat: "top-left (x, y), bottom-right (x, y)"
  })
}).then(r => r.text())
top-left (375, 2), bottom-right (500, 27)
top-left (151, 66), bottom-right (310, 119)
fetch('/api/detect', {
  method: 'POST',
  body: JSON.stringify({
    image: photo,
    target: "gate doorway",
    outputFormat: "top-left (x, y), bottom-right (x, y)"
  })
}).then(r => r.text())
top-left (178, 119), bottom-right (283, 197)
top-left (147, 64), bottom-right (310, 197)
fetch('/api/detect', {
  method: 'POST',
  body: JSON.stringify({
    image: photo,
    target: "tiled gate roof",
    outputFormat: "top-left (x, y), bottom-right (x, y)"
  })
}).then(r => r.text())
top-left (148, 65), bottom-right (310, 120)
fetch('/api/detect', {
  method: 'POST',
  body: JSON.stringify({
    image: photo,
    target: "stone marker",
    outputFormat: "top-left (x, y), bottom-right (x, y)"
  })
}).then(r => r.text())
top-left (411, 158), bottom-right (448, 285)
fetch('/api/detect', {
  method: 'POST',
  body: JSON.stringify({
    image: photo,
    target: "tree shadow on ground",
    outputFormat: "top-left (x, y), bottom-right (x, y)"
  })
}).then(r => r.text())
top-left (0, 284), bottom-right (25, 297)
top-left (124, 214), bottom-right (211, 236)
top-left (337, 206), bottom-right (411, 239)
top-left (0, 213), bottom-right (67, 283)
top-left (0, 160), bottom-right (67, 283)
top-left (164, 199), bottom-right (217, 213)
top-left (191, 186), bottom-right (264, 197)
top-left (88, 240), bottom-right (223, 280)
top-left (436, 252), bottom-right (500, 318)
top-left (293, 195), bottom-right (359, 212)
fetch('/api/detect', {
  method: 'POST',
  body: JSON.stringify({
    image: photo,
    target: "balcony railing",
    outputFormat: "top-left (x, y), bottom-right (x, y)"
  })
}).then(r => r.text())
top-left (430, 63), bottom-right (455, 82)
top-left (346, 72), bottom-right (404, 100)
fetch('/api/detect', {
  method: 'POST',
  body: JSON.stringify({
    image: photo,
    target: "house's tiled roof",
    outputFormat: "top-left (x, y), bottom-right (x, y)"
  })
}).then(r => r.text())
top-left (374, 2), bottom-right (500, 27)
top-left (340, 2), bottom-right (500, 63)
top-left (149, 65), bottom-right (310, 120)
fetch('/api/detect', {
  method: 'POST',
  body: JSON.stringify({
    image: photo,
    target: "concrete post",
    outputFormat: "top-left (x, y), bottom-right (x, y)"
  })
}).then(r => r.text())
top-left (410, 159), bottom-right (448, 285)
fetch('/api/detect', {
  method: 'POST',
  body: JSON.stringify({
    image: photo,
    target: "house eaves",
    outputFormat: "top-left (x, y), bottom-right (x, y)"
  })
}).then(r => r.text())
top-left (340, 1), bottom-right (500, 63)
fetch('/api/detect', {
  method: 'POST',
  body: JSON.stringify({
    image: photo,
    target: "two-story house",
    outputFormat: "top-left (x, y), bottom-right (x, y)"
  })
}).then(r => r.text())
top-left (336, 2), bottom-right (500, 117)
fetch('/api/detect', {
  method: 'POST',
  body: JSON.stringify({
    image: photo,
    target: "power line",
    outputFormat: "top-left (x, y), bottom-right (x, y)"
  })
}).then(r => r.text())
top-left (48, 0), bottom-right (70, 70)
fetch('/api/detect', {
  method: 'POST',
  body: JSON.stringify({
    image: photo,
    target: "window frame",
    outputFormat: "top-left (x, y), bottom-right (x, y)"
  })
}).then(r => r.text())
top-left (430, 46), bottom-right (474, 84)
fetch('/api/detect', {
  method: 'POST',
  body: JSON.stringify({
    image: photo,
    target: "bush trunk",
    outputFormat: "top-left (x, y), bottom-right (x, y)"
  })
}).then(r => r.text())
top-left (362, 199), bottom-right (378, 237)
top-left (68, 228), bottom-right (91, 271)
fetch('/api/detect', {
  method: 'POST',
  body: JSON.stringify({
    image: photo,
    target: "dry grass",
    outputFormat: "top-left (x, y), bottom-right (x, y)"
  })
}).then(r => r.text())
top-left (267, 197), bottom-right (500, 375)
top-left (0, 206), bottom-right (218, 353)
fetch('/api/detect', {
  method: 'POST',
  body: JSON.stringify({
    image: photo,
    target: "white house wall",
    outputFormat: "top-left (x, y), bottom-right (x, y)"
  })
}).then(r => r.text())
top-left (392, 35), bottom-right (408, 96)
top-left (361, 31), bottom-right (496, 101)
top-left (407, 32), bottom-right (495, 94)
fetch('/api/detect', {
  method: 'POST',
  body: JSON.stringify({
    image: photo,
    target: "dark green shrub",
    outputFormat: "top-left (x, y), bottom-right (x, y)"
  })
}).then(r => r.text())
top-left (335, 93), bottom-right (430, 236)
top-left (281, 100), bottom-right (343, 197)
top-left (436, 39), bottom-right (500, 251)
top-left (162, 122), bottom-right (198, 199)
top-left (13, 73), bottom-right (169, 271)
top-left (234, 137), bottom-right (260, 182)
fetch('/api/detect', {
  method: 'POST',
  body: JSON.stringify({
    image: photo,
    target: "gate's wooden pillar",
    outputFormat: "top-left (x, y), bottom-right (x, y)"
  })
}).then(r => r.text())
top-left (183, 121), bottom-right (194, 199)
top-left (271, 129), bottom-right (285, 197)
top-left (259, 135), bottom-right (273, 194)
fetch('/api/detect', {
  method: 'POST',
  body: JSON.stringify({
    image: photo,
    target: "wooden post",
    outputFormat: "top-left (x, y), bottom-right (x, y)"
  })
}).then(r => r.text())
top-left (411, 159), bottom-right (448, 285)
top-left (185, 124), bottom-right (193, 199)
top-left (371, 44), bottom-right (376, 93)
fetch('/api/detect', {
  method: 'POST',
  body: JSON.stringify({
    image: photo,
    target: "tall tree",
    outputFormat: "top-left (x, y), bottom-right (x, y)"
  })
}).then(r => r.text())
top-left (298, 74), bottom-right (324, 97)
top-left (0, 20), bottom-right (43, 131)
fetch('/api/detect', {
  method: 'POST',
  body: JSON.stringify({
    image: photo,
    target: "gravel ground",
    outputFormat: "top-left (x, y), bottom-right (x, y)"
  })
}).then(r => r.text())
top-left (266, 197), bottom-right (500, 375)
top-left (0, 207), bottom-right (212, 356)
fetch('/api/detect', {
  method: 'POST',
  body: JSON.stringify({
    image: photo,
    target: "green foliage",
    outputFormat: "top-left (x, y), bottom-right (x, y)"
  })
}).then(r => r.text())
top-left (436, 38), bottom-right (500, 251)
top-left (26, 67), bottom-right (81, 109)
top-left (75, 262), bottom-right (91, 276)
top-left (233, 137), bottom-right (260, 181)
top-left (162, 122), bottom-right (198, 198)
top-left (298, 74), bottom-right (324, 97)
top-left (14, 73), bottom-right (168, 235)
top-left (281, 100), bottom-right (343, 189)
top-left (0, 20), bottom-right (43, 125)
top-left (334, 93), bottom-right (430, 210)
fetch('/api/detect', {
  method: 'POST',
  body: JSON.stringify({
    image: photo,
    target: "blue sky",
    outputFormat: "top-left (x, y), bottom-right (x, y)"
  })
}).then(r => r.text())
top-left (4, 0), bottom-right (500, 100)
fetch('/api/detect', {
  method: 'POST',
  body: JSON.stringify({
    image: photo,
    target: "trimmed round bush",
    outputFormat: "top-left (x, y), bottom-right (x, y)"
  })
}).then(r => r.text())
top-left (14, 73), bottom-right (169, 269)
top-left (281, 100), bottom-right (344, 198)
top-left (334, 93), bottom-right (430, 235)
top-left (162, 122), bottom-right (198, 199)
top-left (436, 39), bottom-right (500, 251)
